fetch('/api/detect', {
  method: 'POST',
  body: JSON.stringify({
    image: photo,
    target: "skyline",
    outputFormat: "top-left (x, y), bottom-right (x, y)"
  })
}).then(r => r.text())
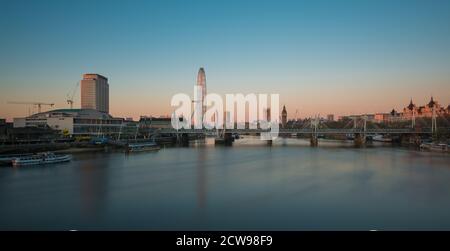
top-left (1, 0), bottom-right (450, 121)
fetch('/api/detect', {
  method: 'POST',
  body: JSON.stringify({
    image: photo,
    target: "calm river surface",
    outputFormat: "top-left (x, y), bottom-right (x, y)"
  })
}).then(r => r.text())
top-left (1, 137), bottom-right (450, 230)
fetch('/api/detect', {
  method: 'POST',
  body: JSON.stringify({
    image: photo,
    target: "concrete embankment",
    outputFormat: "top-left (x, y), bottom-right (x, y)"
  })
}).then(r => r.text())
top-left (53, 147), bottom-right (108, 154)
top-left (0, 142), bottom-right (107, 154)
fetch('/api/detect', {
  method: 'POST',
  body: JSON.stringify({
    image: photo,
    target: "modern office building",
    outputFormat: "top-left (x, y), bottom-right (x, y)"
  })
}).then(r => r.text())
top-left (11, 74), bottom-right (145, 138)
top-left (13, 109), bottom-right (123, 137)
top-left (139, 116), bottom-right (173, 129)
top-left (81, 74), bottom-right (109, 113)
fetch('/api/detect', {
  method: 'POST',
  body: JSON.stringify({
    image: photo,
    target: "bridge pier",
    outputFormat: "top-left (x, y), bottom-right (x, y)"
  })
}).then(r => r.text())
top-left (216, 132), bottom-right (233, 146)
top-left (411, 134), bottom-right (422, 147)
top-left (177, 133), bottom-right (189, 147)
top-left (310, 135), bottom-right (318, 147)
top-left (400, 133), bottom-right (421, 147)
top-left (354, 133), bottom-right (366, 147)
top-left (224, 133), bottom-right (234, 146)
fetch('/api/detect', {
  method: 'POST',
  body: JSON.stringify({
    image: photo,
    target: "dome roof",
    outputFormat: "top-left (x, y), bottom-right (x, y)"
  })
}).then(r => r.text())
top-left (27, 108), bottom-right (113, 119)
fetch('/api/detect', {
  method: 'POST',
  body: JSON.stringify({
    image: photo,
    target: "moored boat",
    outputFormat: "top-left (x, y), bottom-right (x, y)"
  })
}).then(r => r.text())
top-left (372, 134), bottom-right (392, 142)
top-left (127, 142), bottom-right (160, 153)
top-left (0, 153), bottom-right (33, 166)
top-left (12, 152), bottom-right (72, 167)
top-left (420, 143), bottom-right (449, 153)
top-left (90, 136), bottom-right (109, 145)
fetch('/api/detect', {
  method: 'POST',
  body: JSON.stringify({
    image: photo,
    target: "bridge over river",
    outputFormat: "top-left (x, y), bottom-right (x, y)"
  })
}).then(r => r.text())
top-left (155, 128), bottom-right (438, 135)
top-left (151, 126), bottom-right (450, 147)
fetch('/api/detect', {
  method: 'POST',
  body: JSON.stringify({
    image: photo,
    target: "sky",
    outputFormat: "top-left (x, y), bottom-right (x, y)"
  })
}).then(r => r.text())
top-left (1, 0), bottom-right (450, 121)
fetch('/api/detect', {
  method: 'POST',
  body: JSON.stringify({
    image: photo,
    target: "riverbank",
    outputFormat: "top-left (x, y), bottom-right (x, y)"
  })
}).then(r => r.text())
top-left (0, 142), bottom-right (108, 154)
top-left (52, 147), bottom-right (108, 154)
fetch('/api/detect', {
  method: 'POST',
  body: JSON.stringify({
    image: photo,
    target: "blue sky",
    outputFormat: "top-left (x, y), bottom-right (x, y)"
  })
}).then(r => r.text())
top-left (1, 0), bottom-right (450, 120)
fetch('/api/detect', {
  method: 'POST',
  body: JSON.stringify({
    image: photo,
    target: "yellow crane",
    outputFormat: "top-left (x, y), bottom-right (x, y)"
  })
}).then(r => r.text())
top-left (7, 101), bottom-right (55, 114)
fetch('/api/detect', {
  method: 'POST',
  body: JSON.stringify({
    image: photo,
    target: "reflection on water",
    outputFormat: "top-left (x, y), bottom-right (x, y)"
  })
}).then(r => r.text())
top-left (78, 153), bottom-right (113, 220)
top-left (0, 137), bottom-right (450, 230)
top-left (196, 147), bottom-right (207, 211)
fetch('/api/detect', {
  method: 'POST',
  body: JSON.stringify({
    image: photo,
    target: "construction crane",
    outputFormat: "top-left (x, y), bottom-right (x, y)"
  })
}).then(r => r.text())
top-left (8, 101), bottom-right (55, 114)
top-left (66, 81), bottom-right (80, 109)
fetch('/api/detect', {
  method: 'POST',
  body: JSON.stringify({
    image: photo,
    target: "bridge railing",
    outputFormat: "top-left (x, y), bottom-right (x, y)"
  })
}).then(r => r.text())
top-left (152, 128), bottom-right (439, 134)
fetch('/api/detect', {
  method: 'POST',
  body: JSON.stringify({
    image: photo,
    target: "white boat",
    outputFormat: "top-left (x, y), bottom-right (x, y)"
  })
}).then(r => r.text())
top-left (0, 153), bottom-right (33, 166)
top-left (12, 152), bottom-right (72, 167)
top-left (372, 134), bottom-right (392, 142)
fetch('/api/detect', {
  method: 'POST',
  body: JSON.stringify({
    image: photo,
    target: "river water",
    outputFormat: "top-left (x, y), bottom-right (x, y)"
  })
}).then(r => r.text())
top-left (1, 137), bottom-right (450, 230)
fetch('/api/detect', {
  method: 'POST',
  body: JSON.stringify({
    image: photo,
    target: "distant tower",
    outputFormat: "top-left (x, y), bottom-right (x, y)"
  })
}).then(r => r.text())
top-left (281, 105), bottom-right (287, 128)
top-left (429, 96), bottom-right (437, 135)
top-left (428, 96), bottom-right (436, 108)
top-left (408, 98), bottom-right (416, 128)
top-left (197, 67), bottom-right (207, 116)
top-left (266, 108), bottom-right (271, 121)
